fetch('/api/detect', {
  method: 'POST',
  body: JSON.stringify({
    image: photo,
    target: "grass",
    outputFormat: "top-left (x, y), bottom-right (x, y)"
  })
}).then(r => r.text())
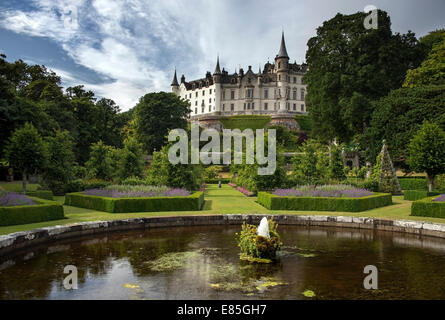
top-left (1, 184), bottom-right (445, 235)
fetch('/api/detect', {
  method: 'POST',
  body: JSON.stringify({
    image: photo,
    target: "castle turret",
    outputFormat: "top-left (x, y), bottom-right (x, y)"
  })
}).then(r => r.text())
top-left (275, 32), bottom-right (289, 112)
top-left (171, 69), bottom-right (179, 94)
top-left (213, 56), bottom-right (222, 113)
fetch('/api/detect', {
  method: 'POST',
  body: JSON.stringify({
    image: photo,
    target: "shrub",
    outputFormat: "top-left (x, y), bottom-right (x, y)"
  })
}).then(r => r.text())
top-left (83, 185), bottom-right (189, 198)
top-left (121, 176), bottom-right (148, 186)
top-left (205, 178), bottom-right (231, 184)
top-left (25, 190), bottom-right (54, 201)
top-left (0, 197), bottom-right (64, 226)
top-left (117, 137), bottom-right (144, 181)
top-left (411, 196), bottom-right (445, 218)
top-left (403, 190), bottom-right (440, 201)
top-left (65, 191), bottom-right (204, 213)
top-left (204, 166), bottom-right (220, 180)
top-left (273, 185), bottom-right (374, 198)
top-left (258, 192), bottom-right (392, 212)
top-left (398, 177), bottom-right (427, 190)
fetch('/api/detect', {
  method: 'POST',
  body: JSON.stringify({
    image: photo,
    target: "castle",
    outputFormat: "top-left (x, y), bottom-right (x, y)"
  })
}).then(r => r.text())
top-left (171, 32), bottom-right (308, 130)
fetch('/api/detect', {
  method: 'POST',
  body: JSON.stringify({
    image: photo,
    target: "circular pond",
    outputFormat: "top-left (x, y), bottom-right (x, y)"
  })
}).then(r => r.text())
top-left (1, 225), bottom-right (445, 299)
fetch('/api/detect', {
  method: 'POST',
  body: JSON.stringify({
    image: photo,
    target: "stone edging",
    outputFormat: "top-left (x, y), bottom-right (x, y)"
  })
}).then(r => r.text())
top-left (1, 214), bottom-right (445, 256)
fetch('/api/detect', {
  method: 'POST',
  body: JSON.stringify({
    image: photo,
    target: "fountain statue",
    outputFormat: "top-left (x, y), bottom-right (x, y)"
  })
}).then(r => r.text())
top-left (257, 217), bottom-right (270, 238)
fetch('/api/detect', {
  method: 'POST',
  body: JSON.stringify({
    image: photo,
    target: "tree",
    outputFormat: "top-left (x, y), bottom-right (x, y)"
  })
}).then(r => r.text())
top-left (364, 85), bottom-right (445, 169)
top-left (5, 123), bottom-right (46, 194)
top-left (117, 137), bottom-right (144, 181)
top-left (408, 121), bottom-right (445, 192)
top-left (291, 140), bottom-right (329, 186)
top-left (419, 29), bottom-right (445, 53)
top-left (42, 130), bottom-right (77, 195)
top-left (328, 144), bottom-right (346, 181)
top-left (404, 39), bottom-right (445, 87)
top-left (85, 141), bottom-right (117, 181)
top-left (134, 92), bottom-right (190, 154)
top-left (305, 10), bottom-right (426, 142)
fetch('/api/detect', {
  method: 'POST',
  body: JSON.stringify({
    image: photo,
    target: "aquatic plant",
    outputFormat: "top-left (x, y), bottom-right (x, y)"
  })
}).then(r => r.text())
top-left (273, 184), bottom-right (374, 198)
top-left (83, 185), bottom-right (190, 198)
top-left (236, 219), bottom-right (282, 262)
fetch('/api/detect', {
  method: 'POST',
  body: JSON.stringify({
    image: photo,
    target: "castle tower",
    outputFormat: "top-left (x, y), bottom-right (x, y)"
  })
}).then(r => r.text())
top-left (171, 69), bottom-right (179, 94)
top-left (275, 32), bottom-right (289, 112)
top-left (213, 56), bottom-right (222, 114)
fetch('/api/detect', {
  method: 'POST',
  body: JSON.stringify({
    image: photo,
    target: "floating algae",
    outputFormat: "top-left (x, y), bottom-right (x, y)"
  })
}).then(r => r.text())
top-left (147, 251), bottom-right (200, 272)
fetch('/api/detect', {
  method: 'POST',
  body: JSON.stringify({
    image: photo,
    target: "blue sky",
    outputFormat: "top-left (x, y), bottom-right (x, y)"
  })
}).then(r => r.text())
top-left (1, 0), bottom-right (444, 110)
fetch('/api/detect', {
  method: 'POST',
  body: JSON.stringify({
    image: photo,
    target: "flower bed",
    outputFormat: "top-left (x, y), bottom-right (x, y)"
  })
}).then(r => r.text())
top-left (0, 191), bottom-right (36, 207)
top-left (228, 182), bottom-right (254, 197)
top-left (65, 186), bottom-right (204, 213)
top-left (411, 195), bottom-right (445, 218)
top-left (273, 185), bottom-right (374, 198)
top-left (258, 190), bottom-right (392, 212)
top-left (0, 196), bottom-right (64, 226)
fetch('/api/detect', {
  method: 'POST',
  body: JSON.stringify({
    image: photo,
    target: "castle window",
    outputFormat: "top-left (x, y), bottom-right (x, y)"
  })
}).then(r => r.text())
top-left (247, 103), bottom-right (251, 109)
top-left (287, 102), bottom-right (290, 110)
top-left (202, 90), bottom-right (205, 96)
top-left (301, 104), bottom-right (304, 111)
top-left (293, 103), bottom-right (296, 110)
top-left (209, 98), bottom-right (211, 103)
top-left (278, 62), bottom-right (281, 68)
top-left (195, 92), bottom-right (198, 97)
top-left (264, 89), bottom-right (268, 99)
top-left (252, 103), bottom-right (254, 110)
top-left (209, 105), bottom-right (211, 112)
top-left (264, 103), bottom-right (268, 110)
top-left (222, 90), bottom-right (226, 100)
top-left (243, 103), bottom-right (246, 110)
top-left (301, 89), bottom-right (305, 101)
top-left (293, 90), bottom-right (297, 100)
top-left (231, 90), bottom-right (235, 99)
top-left (195, 101), bottom-right (197, 106)
top-left (231, 78), bottom-right (236, 84)
top-left (278, 75), bottom-right (281, 81)
top-left (231, 103), bottom-right (234, 111)
top-left (222, 104), bottom-right (225, 111)
top-left (202, 107), bottom-right (204, 113)
top-left (246, 89), bottom-right (253, 98)
top-left (195, 108), bottom-right (197, 114)
top-left (189, 93), bottom-right (191, 98)
top-left (293, 77), bottom-right (296, 83)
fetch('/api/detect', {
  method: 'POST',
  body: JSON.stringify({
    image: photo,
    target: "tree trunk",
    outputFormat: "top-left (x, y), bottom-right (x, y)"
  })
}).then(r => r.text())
top-left (427, 174), bottom-right (434, 192)
top-left (22, 169), bottom-right (27, 195)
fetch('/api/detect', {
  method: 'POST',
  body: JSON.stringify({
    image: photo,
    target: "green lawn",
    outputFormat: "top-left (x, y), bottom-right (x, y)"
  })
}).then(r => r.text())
top-left (1, 184), bottom-right (445, 235)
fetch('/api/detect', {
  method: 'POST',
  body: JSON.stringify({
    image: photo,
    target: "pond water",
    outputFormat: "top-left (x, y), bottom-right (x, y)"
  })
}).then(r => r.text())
top-left (1, 225), bottom-right (445, 299)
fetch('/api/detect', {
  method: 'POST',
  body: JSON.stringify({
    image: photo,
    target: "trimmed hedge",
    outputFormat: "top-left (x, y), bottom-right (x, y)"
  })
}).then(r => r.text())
top-left (257, 192), bottom-right (392, 212)
top-left (65, 191), bottom-right (205, 213)
top-left (0, 197), bottom-right (64, 226)
top-left (205, 178), bottom-right (231, 184)
top-left (24, 190), bottom-right (54, 200)
top-left (411, 196), bottom-right (445, 218)
top-left (403, 190), bottom-right (440, 201)
top-left (398, 177), bottom-right (427, 190)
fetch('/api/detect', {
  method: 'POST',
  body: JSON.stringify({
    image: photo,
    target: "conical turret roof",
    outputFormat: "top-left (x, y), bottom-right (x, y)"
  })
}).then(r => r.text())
top-left (171, 69), bottom-right (179, 86)
top-left (276, 31), bottom-right (289, 59)
top-left (214, 56), bottom-right (221, 74)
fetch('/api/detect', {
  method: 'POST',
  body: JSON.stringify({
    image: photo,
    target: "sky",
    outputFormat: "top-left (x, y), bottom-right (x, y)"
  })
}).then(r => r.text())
top-left (0, 0), bottom-right (444, 111)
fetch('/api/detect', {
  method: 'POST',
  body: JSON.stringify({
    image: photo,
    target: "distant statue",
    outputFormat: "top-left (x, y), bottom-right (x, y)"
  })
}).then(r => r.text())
top-left (257, 217), bottom-right (270, 238)
top-left (218, 176), bottom-right (222, 188)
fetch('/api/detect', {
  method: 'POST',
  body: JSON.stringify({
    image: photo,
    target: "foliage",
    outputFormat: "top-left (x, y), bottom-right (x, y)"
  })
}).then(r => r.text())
top-left (85, 141), bottom-right (118, 181)
top-left (398, 177), bottom-right (427, 191)
top-left (117, 137), bottom-right (144, 181)
top-left (41, 130), bottom-right (77, 195)
top-left (0, 197), bottom-right (64, 226)
top-left (134, 92), bottom-right (190, 154)
top-left (291, 140), bottom-right (328, 186)
top-left (404, 34), bottom-right (445, 87)
top-left (403, 190), bottom-right (440, 201)
top-left (83, 185), bottom-right (190, 198)
top-left (236, 220), bottom-right (282, 261)
top-left (146, 145), bottom-right (203, 191)
top-left (365, 84), bottom-right (445, 168)
top-left (305, 10), bottom-right (426, 142)
top-left (329, 144), bottom-right (346, 181)
top-left (219, 115), bottom-right (271, 130)
top-left (411, 196), bottom-right (445, 218)
top-left (204, 166), bottom-right (220, 180)
top-left (408, 121), bottom-right (445, 192)
top-left (5, 123), bottom-right (46, 194)
top-left (64, 191), bottom-right (204, 213)
top-left (258, 191), bottom-right (392, 212)
top-left (295, 115), bottom-right (312, 132)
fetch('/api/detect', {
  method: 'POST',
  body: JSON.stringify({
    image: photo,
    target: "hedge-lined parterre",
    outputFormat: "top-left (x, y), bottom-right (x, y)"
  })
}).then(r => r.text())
top-left (411, 195), bottom-right (445, 218)
top-left (403, 190), bottom-right (441, 201)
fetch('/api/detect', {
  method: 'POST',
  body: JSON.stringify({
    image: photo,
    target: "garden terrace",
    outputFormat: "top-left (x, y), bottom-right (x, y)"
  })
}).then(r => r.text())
top-left (411, 195), bottom-right (445, 218)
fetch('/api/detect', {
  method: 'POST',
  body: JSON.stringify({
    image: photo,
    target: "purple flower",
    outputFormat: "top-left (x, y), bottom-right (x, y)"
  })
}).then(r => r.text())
top-left (433, 194), bottom-right (445, 202)
top-left (273, 185), bottom-right (374, 198)
top-left (83, 186), bottom-right (190, 198)
top-left (0, 192), bottom-right (36, 207)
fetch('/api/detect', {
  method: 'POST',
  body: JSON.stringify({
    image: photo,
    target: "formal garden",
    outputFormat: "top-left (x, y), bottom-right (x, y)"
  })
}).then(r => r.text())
top-left (0, 10), bottom-right (445, 300)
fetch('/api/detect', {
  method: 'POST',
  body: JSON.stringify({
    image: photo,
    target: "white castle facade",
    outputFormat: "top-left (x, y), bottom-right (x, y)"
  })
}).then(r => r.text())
top-left (171, 32), bottom-right (308, 123)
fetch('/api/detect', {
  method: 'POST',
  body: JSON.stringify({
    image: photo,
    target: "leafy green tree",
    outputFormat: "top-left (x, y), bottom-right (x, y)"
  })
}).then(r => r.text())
top-left (291, 140), bottom-right (329, 186)
top-left (5, 123), bottom-right (46, 194)
top-left (404, 39), bottom-right (445, 87)
top-left (42, 130), bottom-right (77, 195)
top-left (305, 10), bottom-right (426, 142)
top-left (146, 144), bottom-right (203, 191)
top-left (329, 144), bottom-right (346, 181)
top-left (419, 29), bottom-right (445, 53)
top-left (134, 92), bottom-right (190, 154)
top-left (365, 85), bottom-right (445, 169)
top-left (117, 137), bottom-right (144, 181)
top-left (408, 121), bottom-right (445, 192)
top-left (85, 141), bottom-right (117, 181)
